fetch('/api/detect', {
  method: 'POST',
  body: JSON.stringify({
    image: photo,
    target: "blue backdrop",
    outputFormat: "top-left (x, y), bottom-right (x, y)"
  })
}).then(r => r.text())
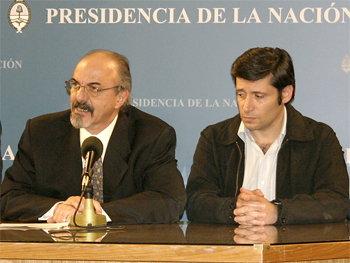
top-left (1, 1), bottom-right (350, 217)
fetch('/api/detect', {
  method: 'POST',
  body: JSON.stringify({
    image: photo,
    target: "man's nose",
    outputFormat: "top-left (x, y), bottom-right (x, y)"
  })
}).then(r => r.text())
top-left (242, 95), bottom-right (254, 112)
top-left (75, 86), bottom-right (88, 101)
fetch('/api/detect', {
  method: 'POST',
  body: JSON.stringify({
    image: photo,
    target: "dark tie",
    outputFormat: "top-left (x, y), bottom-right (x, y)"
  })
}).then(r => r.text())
top-left (91, 158), bottom-right (103, 203)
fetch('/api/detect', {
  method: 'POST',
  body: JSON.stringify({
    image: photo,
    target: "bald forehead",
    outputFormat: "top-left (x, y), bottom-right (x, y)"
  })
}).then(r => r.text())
top-left (80, 52), bottom-right (114, 66)
top-left (75, 53), bottom-right (120, 76)
top-left (73, 53), bottom-right (121, 86)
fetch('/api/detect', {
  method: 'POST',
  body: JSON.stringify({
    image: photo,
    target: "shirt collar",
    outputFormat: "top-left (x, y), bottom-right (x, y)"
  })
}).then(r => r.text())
top-left (80, 114), bottom-right (119, 161)
top-left (238, 106), bottom-right (287, 144)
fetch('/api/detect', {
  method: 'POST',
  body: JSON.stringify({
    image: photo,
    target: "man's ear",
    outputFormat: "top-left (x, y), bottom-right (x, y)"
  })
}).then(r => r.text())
top-left (281, 85), bottom-right (294, 104)
top-left (115, 90), bottom-right (130, 109)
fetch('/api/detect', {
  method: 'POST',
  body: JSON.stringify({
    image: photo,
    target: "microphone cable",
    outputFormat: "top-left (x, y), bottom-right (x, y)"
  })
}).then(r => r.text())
top-left (70, 183), bottom-right (109, 229)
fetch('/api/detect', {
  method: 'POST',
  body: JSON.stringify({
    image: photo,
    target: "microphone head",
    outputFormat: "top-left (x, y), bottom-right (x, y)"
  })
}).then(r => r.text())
top-left (81, 137), bottom-right (103, 163)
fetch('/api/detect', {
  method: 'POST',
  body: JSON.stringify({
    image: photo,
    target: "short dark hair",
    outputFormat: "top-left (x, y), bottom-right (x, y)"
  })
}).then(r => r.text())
top-left (231, 47), bottom-right (295, 104)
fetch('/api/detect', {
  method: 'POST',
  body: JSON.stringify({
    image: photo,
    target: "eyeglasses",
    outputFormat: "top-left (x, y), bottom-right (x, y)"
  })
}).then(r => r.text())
top-left (65, 79), bottom-right (123, 97)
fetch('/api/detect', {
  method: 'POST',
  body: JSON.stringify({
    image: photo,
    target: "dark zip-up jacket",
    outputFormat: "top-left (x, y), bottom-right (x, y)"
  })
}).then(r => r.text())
top-left (186, 104), bottom-right (349, 225)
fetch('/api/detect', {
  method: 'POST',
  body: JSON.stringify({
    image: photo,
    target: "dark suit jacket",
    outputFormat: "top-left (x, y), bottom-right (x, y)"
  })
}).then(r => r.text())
top-left (0, 106), bottom-right (186, 223)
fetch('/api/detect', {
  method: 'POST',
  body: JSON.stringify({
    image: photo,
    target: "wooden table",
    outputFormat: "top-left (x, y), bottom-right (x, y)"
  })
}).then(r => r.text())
top-left (1, 222), bottom-right (349, 263)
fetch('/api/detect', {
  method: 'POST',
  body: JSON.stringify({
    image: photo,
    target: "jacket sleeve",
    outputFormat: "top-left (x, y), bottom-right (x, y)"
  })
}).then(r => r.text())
top-left (102, 126), bottom-right (186, 224)
top-left (186, 130), bottom-right (237, 224)
top-left (1, 120), bottom-right (61, 222)
top-left (277, 128), bottom-right (349, 225)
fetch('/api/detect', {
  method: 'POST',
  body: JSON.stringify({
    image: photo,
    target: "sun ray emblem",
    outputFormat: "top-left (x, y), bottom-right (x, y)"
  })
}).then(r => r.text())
top-left (8, 0), bottom-right (31, 33)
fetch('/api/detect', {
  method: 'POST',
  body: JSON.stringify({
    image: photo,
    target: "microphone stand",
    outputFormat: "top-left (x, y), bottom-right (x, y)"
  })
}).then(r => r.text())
top-left (69, 184), bottom-right (107, 227)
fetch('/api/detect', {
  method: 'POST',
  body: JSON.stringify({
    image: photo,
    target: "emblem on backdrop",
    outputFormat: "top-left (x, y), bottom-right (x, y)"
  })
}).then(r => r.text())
top-left (8, 0), bottom-right (31, 33)
top-left (341, 55), bottom-right (350, 74)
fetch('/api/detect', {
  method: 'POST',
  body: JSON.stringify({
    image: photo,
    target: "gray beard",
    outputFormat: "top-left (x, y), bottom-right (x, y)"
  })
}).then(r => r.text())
top-left (70, 112), bottom-right (89, 129)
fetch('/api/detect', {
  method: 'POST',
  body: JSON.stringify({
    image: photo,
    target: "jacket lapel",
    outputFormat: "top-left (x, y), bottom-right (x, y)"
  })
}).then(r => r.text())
top-left (50, 110), bottom-right (133, 197)
top-left (52, 112), bottom-right (82, 195)
top-left (103, 111), bottom-right (131, 194)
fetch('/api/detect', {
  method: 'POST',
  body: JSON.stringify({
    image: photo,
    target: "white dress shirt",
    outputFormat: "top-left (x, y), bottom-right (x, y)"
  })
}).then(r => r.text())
top-left (238, 107), bottom-right (287, 201)
top-left (80, 114), bottom-right (118, 162)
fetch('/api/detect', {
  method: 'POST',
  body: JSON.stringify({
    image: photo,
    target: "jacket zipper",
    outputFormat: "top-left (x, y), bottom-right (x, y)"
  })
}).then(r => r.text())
top-left (234, 141), bottom-right (243, 198)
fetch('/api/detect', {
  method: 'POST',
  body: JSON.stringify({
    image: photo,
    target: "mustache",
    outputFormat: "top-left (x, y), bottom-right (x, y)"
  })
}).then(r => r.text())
top-left (72, 101), bottom-right (94, 113)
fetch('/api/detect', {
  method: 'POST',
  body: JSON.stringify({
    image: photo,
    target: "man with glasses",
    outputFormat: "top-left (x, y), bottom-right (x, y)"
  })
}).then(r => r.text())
top-left (1, 50), bottom-right (186, 224)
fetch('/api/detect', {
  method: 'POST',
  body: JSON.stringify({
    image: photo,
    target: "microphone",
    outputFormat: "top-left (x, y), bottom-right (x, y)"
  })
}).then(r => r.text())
top-left (81, 137), bottom-right (103, 190)
top-left (69, 136), bottom-right (107, 228)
